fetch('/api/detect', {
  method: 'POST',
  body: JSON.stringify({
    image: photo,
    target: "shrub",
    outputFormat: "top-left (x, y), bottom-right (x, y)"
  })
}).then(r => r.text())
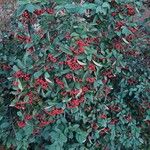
top-left (0, 0), bottom-right (150, 149)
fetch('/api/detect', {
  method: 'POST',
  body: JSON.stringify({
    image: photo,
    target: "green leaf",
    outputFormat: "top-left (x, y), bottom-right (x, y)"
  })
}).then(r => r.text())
top-left (18, 79), bottom-right (23, 91)
top-left (24, 43), bottom-right (33, 49)
top-left (45, 142), bottom-right (62, 150)
top-left (26, 4), bottom-right (38, 13)
top-left (110, 127), bottom-right (116, 140)
top-left (60, 133), bottom-right (67, 143)
top-left (44, 72), bottom-right (50, 78)
top-left (57, 69), bottom-right (70, 76)
top-left (139, 138), bottom-right (144, 144)
top-left (96, 6), bottom-right (106, 15)
top-left (16, 4), bottom-right (27, 16)
top-left (82, 71), bottom-right (89, 82)
top-left (0, 116), bottom-right (3, 121)
top-left (116, 67), bottom-right (121, 73)
top-left (96, 6), bottom-right (101, 13)
top-left (121, 26), bottom-right (132, 36)
top-left (82, 3), bottom-right (96, 10)
top-left (17, 111), bottom-right (23, 118)
top-left (16, 132), bottom-right (23, 141)
top-left (102, 2), bottom-right (110, 9)
top-left (60, 45), bottom-right (73, 55)
top-left (119, 13), bottom-right (124, 19)
top-left (94, 80), bottom-right (103, 88)
top-left (13, 65), bottom-right (20, 72)
top-left (0, 122), bottom-right (10, 129)
top-left (50, 131), bottom-right (59, 140)
top-left (24, 125), bottom-right (33, 137)
top-left (34, 70), bottom-right (43, 78)
top-left (16, 59), bottom-right (25, 69)
top-left (76, 131), bottom-right (87, 144)
top-left (71, 32), bottom-right (79, 37)
top-left (23, 53), bottom-right (29, 66)
top-left (55, 0), bottom-right (64, 4)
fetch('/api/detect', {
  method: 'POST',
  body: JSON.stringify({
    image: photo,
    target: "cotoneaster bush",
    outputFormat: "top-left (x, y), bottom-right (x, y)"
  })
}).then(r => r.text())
top-left (0, 0), bottom-right (150, 149)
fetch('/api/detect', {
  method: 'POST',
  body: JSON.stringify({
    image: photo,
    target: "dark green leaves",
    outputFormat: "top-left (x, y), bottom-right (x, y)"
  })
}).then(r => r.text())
top-left (56, 3), bottom-right (96, 14)
top-left (96, 2), bottom-right (110, 15)
top-left (16, 3), bottom-right (40, 16)
top-left (34, 70), bottom-right (43, 78)
top-left (16, 4), bottom-right (27, 16)
top-left (75, 130), bottom-right (88, 144)
top-left (102, 2), bottom-right (110, 9)
top-left (121, 26), bottom-right (132, 36)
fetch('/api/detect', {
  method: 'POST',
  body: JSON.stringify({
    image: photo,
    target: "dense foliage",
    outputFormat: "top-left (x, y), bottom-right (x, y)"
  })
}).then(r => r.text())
top-left (0, 0), bottom-right (150, 149)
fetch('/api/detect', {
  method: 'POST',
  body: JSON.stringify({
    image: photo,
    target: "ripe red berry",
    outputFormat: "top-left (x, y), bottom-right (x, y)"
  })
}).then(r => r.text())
top-left (17, 121), bottom-right (26, 128)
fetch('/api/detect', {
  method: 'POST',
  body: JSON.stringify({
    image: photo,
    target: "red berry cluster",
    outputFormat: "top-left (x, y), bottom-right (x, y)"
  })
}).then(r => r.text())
top-left (33, 114), bottom-right (55, 128)
top-left (46, 8), bottom-right (55, 14)
top-left (88, 63), bottom-right (96, 71)
top-left (70, 39), bottom-right (89, 55)
top-left (91, 123), bottom-right (99, 130)
top-left (84, 37), bottom-right (99, 44)
top-left (65, 32), bottom-right (71, 40)
top-left (114, 41), bottom-right (124, 50)
top-left (47, 54), bottom-right (57, 63)
top-left (15, 101), bottom-right (28, 110)
top-left (67, 96), bottom-right (84, 108)
top-left (66, 58), bottom-right (83, 70)
top-left (69, 89), bottom-right (80, 96)
top-left (115, 21), bottom-right (125, 30)
top-left (12, 81), bottom-right (19, 86)
top-left (38, 120), bottom-right (54, 127)
top-left (24, 114), bottom-right (32, 121)
top-left (16, 35), bottom-right (31, 43)
top-left (125, 50), bottom-right (140, 58)
top-left (17, 121), bottom-right (26, 128)
top-left (35, 78), bottom-right (48, 90)
top-left (2, 64), bottom-right (11, 71)
top-left (55, 77), bottom-right (64, 88)
top-left (102, 69), bottom-right (116, 79)
top-left (111, 12), bottom-right (117, 17)
top-left (100, 128), bottom-right (110, 135)
top-left (109, 118), bottom-right (119, 125)
top-left (27, 92), bottom-right (34, 104)
top-left (65, 73), bottom-right (73, 79)
top-left (34, 9), bottom-right (45, 16)
top-left (27, 46), bottom-right (34, 53)
top-left (76, 39), bottom-right (88, 47)
top-left (126, 34), bottom-right (134, 41)
top-left (126, 4), bottom-right (135, 16)
top-left (127, 78), bottom-right (137, 85)
top-left (22, 10), bottom-right (30, 19)
top-left (104, 86), bottom-right (112, 96)
top-left (45, 108), bottom-right (64, 116)
top-left (99, 114), bottom-right (107, 119)
top-left (14, 71), bottom-right (30, 81)
top-left (22, 8), bottom-right (54, 18)
top-left (86, 77), bottom-right (96, 83)
top-left (82, 86), bottom-right (89, 93)
top-left (108, 105), bottom-right (121, 112)
top-left (129, 27), bottom-right (138, 33)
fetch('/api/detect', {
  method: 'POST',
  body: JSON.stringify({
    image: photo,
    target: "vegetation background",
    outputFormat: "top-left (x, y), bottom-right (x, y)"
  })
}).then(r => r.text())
top-left (0, 0), bottom-right (149, 149)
